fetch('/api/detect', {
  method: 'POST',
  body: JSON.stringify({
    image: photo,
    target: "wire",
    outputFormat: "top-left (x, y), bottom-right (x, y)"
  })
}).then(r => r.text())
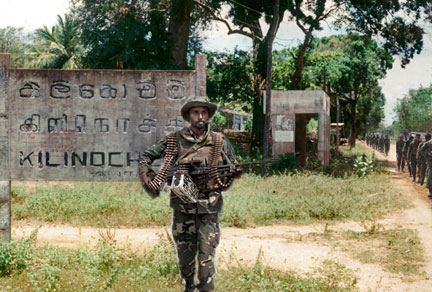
top-left (226, 0), bottom-right (262, 15)
top-left (233, 18), bottom-right (262, 31)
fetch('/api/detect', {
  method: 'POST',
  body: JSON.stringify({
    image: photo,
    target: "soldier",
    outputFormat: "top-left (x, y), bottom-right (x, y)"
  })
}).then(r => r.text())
top-left (138, 96), bottom-right (242, 292)
top-left (384, 135), bottom-right (390, 156)
top-left (417, 133), bottom-right (431, 185)
top-left (420, 138), bottom-right (432, 198)
top-left (396, 135), bottom-right (405, 172)
top-left (380, 135), bottom-right (385, 153)
top-left (408, 134), bottom-right (421, 182)
top-left (402, 136), bottom-right (413, 174)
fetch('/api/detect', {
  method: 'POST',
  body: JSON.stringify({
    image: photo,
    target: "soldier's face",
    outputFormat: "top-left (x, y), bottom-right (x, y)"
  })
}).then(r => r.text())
top-left (188, 106), bottom-right (209, 130)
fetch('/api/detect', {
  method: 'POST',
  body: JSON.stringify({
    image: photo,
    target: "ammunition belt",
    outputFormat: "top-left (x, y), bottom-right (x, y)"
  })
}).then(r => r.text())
top-left (148, 132), bottom-right (177, 193)
top-left (209, 133), bottom-right (234, 189)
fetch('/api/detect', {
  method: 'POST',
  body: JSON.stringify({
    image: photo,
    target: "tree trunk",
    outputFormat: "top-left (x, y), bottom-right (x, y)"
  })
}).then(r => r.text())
top-left (291, 35), bottom-right (311, 89)
top-left (262, 0), bottom-right (280, 175)
top-left (250, 37), bottom-right (269, 150)
top-left (168, 0), bottom-right (193, 69)
top-left (349, 100), bottom-right (358, 147)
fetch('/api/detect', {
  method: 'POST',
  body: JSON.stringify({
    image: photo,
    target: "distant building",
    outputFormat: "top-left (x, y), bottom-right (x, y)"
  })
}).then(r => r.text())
top-left (219, 108), bottom-right (250, 131)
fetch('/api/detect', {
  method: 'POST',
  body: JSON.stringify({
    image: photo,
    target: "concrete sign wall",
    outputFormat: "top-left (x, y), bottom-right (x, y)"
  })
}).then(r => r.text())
top-left (6, 55), bottom-right (207, 182)
top-left (0, 54), bottom-right (11, 240)
top-left (271, 90), bottom-right (330, 166)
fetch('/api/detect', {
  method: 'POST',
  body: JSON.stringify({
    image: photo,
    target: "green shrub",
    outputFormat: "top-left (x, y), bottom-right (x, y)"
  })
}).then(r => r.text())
top-left (0, 239), bottom-right (34, 276)
top-left (244, 118), bottom-right (252, 132)
top-left (209, 111), bottom-right (227, 131)
top-left (268, 153), bottom-right (297, 174)
top-left (353, 154), bottom-right (375, 177)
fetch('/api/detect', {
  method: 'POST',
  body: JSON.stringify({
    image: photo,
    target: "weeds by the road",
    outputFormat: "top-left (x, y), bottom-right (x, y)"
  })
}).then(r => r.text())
top-left (12, 171), bottom-right (405, 228)
top-left (222, 172), bottom-right (404, 226)
top-left (344, 228), bottom-right (425, 277)
top-left (306, 226), bottom-right (425, 278)
top-left (218, 259), bottom-right (358, 292)
top-left (0, 235), bottom-right (359, 292)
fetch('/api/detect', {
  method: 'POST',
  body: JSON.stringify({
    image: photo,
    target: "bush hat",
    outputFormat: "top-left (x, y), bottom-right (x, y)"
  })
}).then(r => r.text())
top-left (180, 96), bottom-right (217, 121)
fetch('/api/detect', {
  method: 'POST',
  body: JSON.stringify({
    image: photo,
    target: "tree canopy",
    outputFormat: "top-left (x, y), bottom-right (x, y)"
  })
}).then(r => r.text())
top-left (0, 26), bottom-right (29, 68)
top-left (28, 14), bottom-right (83, 69)
top-left (393, 86), bottom-right (432, 134)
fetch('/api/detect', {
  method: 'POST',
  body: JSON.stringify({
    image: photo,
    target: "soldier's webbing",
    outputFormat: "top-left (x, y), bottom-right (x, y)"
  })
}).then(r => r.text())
top-left (149, 132), bottom-right (177, 193)
top-left (209, 133), bottom-right (234, 189)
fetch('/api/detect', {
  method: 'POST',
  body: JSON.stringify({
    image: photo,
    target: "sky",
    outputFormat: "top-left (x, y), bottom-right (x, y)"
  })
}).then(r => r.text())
top-left (1, 0), bottom-right (431, 126)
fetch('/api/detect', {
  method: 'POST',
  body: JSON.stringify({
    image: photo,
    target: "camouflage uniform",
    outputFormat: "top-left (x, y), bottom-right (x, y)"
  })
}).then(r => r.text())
top-left (384, 136), bottom-right (390, 156)
top-left (408, 138), bottom-right (421, 182)
top-left (419, 140), bottom-right (432, 197)
top-left (402, 138), bottom-right (412, 174)
top-left (395, 138), bottom-right (405, 172)
top-left (417, 141), bottom-right (426, 183)
top-left (139, 125), bottom-right (237, 292)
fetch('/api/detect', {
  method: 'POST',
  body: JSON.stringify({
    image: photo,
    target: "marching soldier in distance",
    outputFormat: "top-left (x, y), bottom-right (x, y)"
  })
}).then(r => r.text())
top-left (402, 136), bottom-right (413, 175)
top-left (138, 96), bottom-right (242, 292)
top-left (408, 134), bottom-right (421, 182)
top-left (417, 133), bottom-right (431, 185)
top-left (419, 136), bottom-right (432, 199)
top-left (384, 135), bottom-right (390, 156)
top-left (396, 135), bottom-right (405, 172)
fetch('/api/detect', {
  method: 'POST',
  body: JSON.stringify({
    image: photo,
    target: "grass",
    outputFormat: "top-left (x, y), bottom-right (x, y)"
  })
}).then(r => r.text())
top-left (344, 228), bottom-right (425, 276)
top-left (0, 234), bottom-right (359, 292)
top-left (11, 172), bottom-right (405, 228)
top-left (11, 144), bottom-right (406, 228)
top-left (305, 225), bottom-right (425, 278)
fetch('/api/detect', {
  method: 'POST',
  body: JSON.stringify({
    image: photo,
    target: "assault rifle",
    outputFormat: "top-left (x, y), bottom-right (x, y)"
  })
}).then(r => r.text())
top-left (148, 158), bottom-right (279, 179)
top-left (142, 158), bottom-right (279, 198)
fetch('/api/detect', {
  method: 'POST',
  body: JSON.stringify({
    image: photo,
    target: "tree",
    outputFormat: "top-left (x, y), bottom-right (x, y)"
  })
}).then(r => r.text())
top-left (393, 86), bottom-right (432, 133)
top-left (195, 0), bottom-right (431, 151)
top-left (206, 48), bottom-right (254, 110)
top-left (310, 34), bottom-right (393, 146)
top-left (28, 14), bottom-right (83, 69)
top-left (71, 0), bottom-right (173, 69)
top-left (71, 0), bottom-right (222, 69)
top-left (356, 86), bottom-right (385, 134)
top-left (0, 26), bottom-right (29, 68)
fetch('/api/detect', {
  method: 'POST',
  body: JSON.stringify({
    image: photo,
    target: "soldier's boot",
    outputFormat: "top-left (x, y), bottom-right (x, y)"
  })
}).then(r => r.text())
top-left (428, 189), bottom-right (432, 199)
top-left (183, 279), bottom-right (196, 292)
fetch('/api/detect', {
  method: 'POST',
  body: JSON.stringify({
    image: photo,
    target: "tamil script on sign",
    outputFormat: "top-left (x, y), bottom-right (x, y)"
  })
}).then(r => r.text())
top-left (8, 69), bottom-right (199, 181)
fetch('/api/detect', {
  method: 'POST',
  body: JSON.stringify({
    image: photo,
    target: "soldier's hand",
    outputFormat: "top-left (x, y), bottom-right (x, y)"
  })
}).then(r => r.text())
top-left (230, 166), bottom-right (242, 178)
top-left (140, 171), bottom-right (160, 198)
top-left (139, 166), bottom-right (155, 194)
top-left (140, 171), bottom-right (152, 189)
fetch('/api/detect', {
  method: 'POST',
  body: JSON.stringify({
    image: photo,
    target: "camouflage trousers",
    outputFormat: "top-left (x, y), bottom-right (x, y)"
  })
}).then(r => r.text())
top-left (396, 152), bottom-right (402, 170)
top-left (410, 158), bottom-right (417, 179)
top-left (419, 160), bottom-right (427, 184)
top-left (427, 162), bottom-right (432, 190)
top-left (172, 210), bottom-right (220, 292)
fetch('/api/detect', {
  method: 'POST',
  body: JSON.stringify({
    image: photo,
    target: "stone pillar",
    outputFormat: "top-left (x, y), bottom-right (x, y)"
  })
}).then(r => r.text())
top-left (195, 54), bottom-right (206, 97)
top-left (0, 54), bottom-right (10, 241)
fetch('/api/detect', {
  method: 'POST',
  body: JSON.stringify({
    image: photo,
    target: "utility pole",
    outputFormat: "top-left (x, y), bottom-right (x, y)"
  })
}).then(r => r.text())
top-left (262, 0), bottom-right (280, 175)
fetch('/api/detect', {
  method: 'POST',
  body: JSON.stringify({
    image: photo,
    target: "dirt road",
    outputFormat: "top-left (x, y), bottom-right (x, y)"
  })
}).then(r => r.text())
top-left (13, 143), bottom-right (432, 291)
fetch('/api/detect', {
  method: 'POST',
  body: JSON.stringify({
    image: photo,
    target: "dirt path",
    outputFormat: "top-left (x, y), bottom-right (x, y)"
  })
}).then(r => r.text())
top-left (12, 143), bottom-right (432, 292)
